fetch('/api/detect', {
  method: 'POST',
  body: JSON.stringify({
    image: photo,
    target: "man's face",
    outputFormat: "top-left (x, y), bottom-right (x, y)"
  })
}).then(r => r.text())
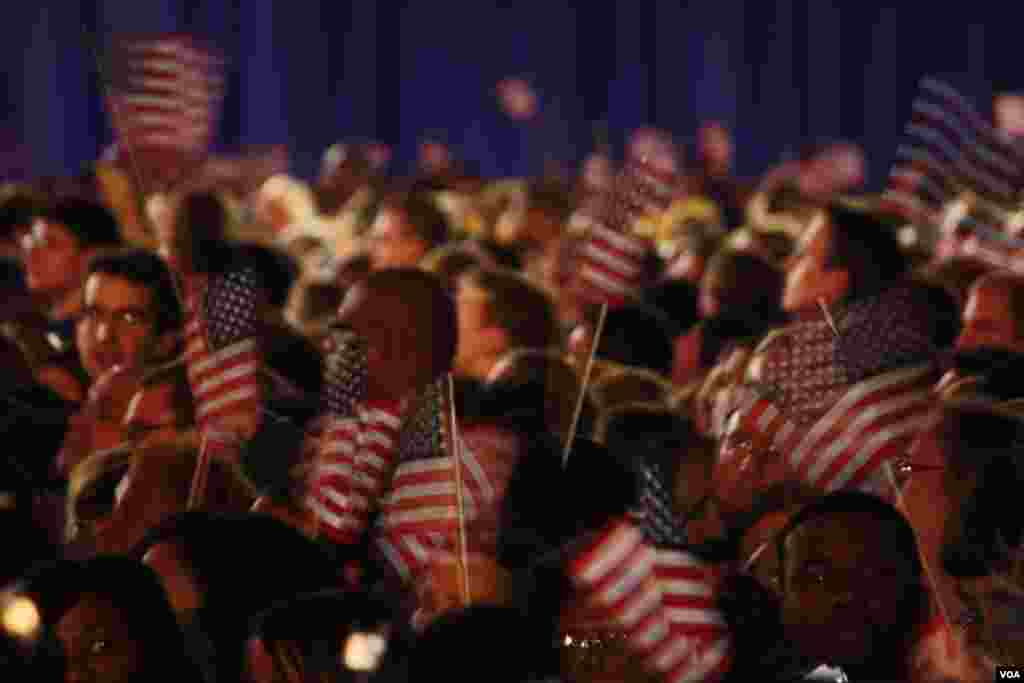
top-left (956, 283), bottom-right (1021, 353)
top-left (368, 208), bottom-right (428, 270)
top-left (782, 511), bottom-right (919, 666)
top-left (22, 219), bottom-right (85, 296)
top-left (76, 272), bottom-right (164, 381)
top-left (56, 593), bottom-right (146, 683)
top-left (781, 216), bottom-right (847, 314)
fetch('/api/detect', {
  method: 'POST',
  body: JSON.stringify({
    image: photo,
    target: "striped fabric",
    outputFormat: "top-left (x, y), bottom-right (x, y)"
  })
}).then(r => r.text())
top-left (182, 270), bottom-right (264, 434)
top-left (569, 519), bottom-right (732, 683)
top-left (374, 434), bottom-right (497, 583)
top-left (883, 77), bottom-right (1024, 222)
top-left (575, 129), bottom-right (677, 308)
top-left (728, 365), bottom-right (934, 498)
top-left (306, 401), bottom-right (403, 546)
top-left (105, 34), bottom-right (225, 155)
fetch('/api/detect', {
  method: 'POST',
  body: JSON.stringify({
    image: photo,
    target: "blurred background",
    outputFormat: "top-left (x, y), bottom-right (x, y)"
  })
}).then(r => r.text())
top-left (3, 1), bottom-right (1022, 184)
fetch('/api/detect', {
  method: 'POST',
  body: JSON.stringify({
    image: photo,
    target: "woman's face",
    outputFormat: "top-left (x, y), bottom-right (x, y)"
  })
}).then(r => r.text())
top-left (56, 593), bottom-right (145, 683)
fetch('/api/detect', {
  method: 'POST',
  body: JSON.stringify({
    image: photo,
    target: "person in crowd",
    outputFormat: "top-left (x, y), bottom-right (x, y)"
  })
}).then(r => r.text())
top-left (135, 512), bottom-right (342, 683)
top-left (452, 266), bottom-right (558, 384)
top-left (16, 555), bottom-right (206, 683)
top-left (366, 192), bottom-right (450, 270)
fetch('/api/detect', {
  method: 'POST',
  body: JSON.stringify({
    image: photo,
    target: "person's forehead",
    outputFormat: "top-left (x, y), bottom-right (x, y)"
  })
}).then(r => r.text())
top-left (84, 272), bottom-right (153, 308)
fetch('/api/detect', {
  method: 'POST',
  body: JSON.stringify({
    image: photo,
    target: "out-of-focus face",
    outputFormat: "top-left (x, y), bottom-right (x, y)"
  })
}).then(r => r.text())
top-left (453, 277), bottom-right (505, 380)
top-left (56, 593), bottom-right (145, 683)
top-left (781, 215), bottom-right (848, 314)
top-left (956, 282), bottom-right (1022, 353)
top-left (76, 273), bottom-right (163, 381)
top-left (782, 511), bottom-right (920, 667)
top-left (367, 208), bottom-right (429, 270)
top-left (22, 219), bottom-right (85, 297)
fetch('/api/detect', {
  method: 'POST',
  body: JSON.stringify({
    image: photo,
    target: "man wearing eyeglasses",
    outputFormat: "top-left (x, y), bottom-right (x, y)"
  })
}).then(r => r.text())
top-left (57, 249), bottom-right (185, 476)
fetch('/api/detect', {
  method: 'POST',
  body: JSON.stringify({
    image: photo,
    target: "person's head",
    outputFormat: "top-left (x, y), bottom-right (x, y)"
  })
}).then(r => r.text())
top-left (782, 205), bottom-right (907, 314)
top-left (337, 268), bottom-right (457, 400)
top-left (485, 347), bottom-right (587, 442)
top-left (22, 198), bottom-right (121, 299)
top-left (699, 248), bottom-right (784, 320)
top-left (158, 190), bottom-right (233, 273)
top-left (777, 492), bottom-right (928, 673)
top-left (17, 555), bottom-right (201, 683)
top-left (245, 589), bottom-right (407, 683)
top-left (411, 605), bottom-right (558, 683)
top-left (698, 121), bottom-right (733, 177)
top-left (507, 181), bottom-right (571, 250)
top-left (734, 485), bottom-right (818, 596)
top-left (75, 249), bottom-right (182, 381)
top-left (956, 271), bottom-right (1024, 354)
top-left (135, 512), bottom-right (341, 683)
top-left (570, 303), bottom-right (676, 377)
top-left (367, 192), bottom-right (449, 270)
top-left (0, 185), bottom-right (44, 258)
top-left (454, 267), bottom-right (557, 381)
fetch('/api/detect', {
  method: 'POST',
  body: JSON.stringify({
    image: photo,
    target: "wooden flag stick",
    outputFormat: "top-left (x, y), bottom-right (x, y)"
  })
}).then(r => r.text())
top-left (446, 374), bottom-right (471, 607)
top-left (882, 460), bottom-right (960, 649)
top-left (563, 302), bottom-right (608, 468)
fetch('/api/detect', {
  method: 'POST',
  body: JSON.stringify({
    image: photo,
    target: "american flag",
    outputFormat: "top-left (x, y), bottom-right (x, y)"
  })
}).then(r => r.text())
top-left (183, 268), bottom-right (264, 433)
top-left (569, 519), bottom-right (732, 683)
top-left (374, 380), bottom-right (499, 583)
top-left (883, 77), bottom-right (1024, 223)
top-left (728, 364), bottom-right (934, 498)
top-left (575, 129), bottom-right (677, 309)
top-left (306, 403), bottom-right (403, 546)
top-left (182, 267), bottom-right (265, 506)
top-left (104, 34), bottom-right (225, 156)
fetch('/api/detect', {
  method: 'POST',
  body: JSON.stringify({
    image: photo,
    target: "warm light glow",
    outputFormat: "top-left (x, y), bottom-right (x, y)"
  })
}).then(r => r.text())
top-left (343, 632), bottom-right (387, 672)
top-left (2, 595), bottom-right (40, 640)
top-left (898, 225), bottom-right (918, 248)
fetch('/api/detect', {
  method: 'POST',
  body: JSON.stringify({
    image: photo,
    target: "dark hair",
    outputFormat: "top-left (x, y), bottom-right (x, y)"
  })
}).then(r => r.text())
top-left (937, 404), bottom-right (1024, 578)
top-left (704, 249), bottom-right (784, 315)
top-left (595, 304), bottom-right (676, 376)
top-left (86, 248), bottom-right (183, 335)
top-left (17, 555), bottom-right (203, 682)
top-left (0, 188), bottom-right (44, 240)
top-left (133, 512), bottom-right (342, 683)
top-left (411, 605), bottom-right (558, 683)
top-left (823, 205), bottom-right (908, 301)
top-left (465, 267), bottom-right (558, 352)
top-left (37, 197), bottom-right (121, 248)
top-left (230, 243), bottom-right (299, 309)
top-left (174, 191), bottom-right (233, 274)
top-left (775, 492), bottom-right (927, 626)
top-left (363, 268), bottom-right (457, 383)
top-left (379, 192), bottom-right (450, 250)
top-left (526, 180), bottom-right (573, 222)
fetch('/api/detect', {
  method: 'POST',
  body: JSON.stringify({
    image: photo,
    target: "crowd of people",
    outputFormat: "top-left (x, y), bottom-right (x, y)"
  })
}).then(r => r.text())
top-left (0, 94), bottom-right (1023, 683)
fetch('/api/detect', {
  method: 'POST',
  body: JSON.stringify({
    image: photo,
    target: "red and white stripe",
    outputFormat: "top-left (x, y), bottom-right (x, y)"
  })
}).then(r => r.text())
top-left (375, 437), bottom-right (497, 583)
top-left (786, 364), bottom-right (935, 497)
top-left (106, 35), bottom-right (224, 154)
top-left (306, 401), bottom-right (402, 546)
top-left (182, 285), bottom-right (262, 433)
top-left (569, 519), bottom-right (732, 683)
top-left (884, 77), bottom-right (1024, 224)
top-left (575, 132), bottom-right (677, 308)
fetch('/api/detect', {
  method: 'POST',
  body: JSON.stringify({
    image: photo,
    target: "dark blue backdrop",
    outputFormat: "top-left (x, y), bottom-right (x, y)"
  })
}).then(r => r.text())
top-left (5, 1), bottom-right (1022, 188)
